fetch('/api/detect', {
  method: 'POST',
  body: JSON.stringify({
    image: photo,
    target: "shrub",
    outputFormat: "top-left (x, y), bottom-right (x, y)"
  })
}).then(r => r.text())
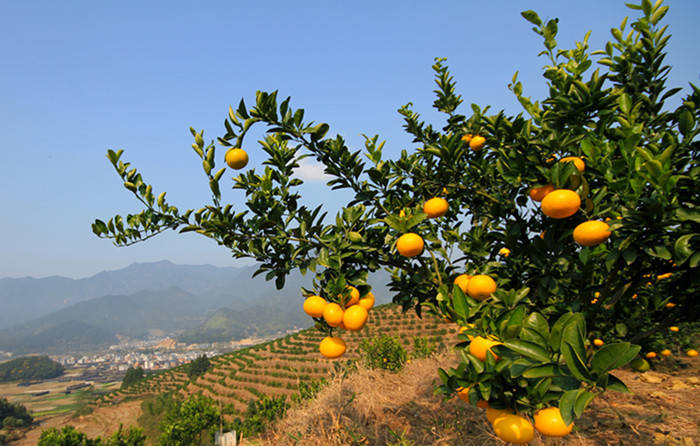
top-left (359, 336), bottom-right (407, 371)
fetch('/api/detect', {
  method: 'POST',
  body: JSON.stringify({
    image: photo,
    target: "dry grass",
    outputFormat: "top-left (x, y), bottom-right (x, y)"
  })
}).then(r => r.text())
top-left (250, 352), bottom-right (700, 446)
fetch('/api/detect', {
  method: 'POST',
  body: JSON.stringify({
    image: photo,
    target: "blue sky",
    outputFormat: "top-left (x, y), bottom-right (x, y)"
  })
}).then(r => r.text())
top-left (1, 1), bottom-right (698, 279)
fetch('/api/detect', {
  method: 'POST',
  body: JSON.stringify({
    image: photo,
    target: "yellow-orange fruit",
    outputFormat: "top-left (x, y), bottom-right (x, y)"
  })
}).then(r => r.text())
top-left (661, 349), bottom-right (672, 356)
top-left (461, 134), bottom-right (473, 143)
top-left (423, 197), bottom-right (449, 218)
top-left (342, 304), bottom-right (369, 331)
top-left (492, 414), bottom-right (535, 445)
top-left (453, 274), bottom-right (472, 293)
top-left (466, 275), bottom-right (497, 301)
top-left (534, 407), bottom-right (574, 437)
top-left (469, 336), bottom-right (502, 361)
top-left (541, 189), bottom-right (581, 219)
top-left (593, 339), bottom-right (604, 347)
top-left (560, 156), bottom-right (585, 172)
top-left (469, 135), bottom-right (486, 151)
top-left (303, 295), bottom-right (327, 318)
top-left (486, 407), bottom-right (514, 424)
top-left (358, 291), bottom-right (375, 310)
top-left (343, 286), bottom-right (360, 306)
top-left (319, 336), bottom-right (346, 358)
top-left (529, 184), bottom-right (555, 202)
top-left (396, 233), bottom-right (424, 257)
top-left (573, 221), bottom-right (611, 246)
top-left (225, 148), bottom-right (249, 169)
top-left (687, 349), bottom-right (698, 357)
top-left (322, 303), bottom-right (344, 328)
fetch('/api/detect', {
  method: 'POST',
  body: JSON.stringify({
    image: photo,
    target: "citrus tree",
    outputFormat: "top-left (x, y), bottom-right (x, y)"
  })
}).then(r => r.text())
top-left (94, 0), bottom-right (698, 441)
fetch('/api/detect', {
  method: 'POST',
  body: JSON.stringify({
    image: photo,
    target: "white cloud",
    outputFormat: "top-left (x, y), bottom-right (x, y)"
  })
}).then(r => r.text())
top-left (294, 159), bottom-right (332, 182)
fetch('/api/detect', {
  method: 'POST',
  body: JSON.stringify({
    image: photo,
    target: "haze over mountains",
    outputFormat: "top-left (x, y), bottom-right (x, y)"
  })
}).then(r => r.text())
top-left (0, 260), bottom-right (391, 354)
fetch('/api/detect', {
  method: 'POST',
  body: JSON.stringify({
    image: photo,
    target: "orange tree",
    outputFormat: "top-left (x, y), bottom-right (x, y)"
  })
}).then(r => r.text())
top-left (94, 0), bottom-right (698, 431)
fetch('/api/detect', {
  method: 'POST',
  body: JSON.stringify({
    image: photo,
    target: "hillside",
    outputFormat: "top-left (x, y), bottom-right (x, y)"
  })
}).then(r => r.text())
top-left (101, 304), bottom-right (456, 417)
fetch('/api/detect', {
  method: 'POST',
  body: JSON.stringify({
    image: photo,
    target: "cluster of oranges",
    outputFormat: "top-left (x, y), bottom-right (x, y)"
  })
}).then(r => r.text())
top-left (303, 287), bottom-right (375, 359)
top-left (530, 156), bottom-right (612, 246)
top-left (457, 386), bottom-right (573, 443)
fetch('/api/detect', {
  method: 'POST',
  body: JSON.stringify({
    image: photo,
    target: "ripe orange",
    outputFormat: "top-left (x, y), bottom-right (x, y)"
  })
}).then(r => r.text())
top-left (343, 286), bottom-right (360, 307)
top-left (687, 349), bottom-right (698, 357)
top-left (529, 184), bottom-right (555, 202)
top-left (456, 386), bottom-right (470, 402)
top-left (322, 303), bottom-right (344, 328)
top-left (486, 407), bottom-right (513, 423)
top-left (499, 247), bottom-right (511, 257)
top-left (661, 349), bottom-right (672, 356)
top-left (396, 233), bottom-right (424, 257)
top-left (466, 275), bottom-right (497, 301)
top-left (469, 135), bottom-right (486, 151)
top-left (573, 220), bottom-right (611, 246)
top-left (657, 272), bottom-right (672, 280)
top-left (645, 352), bottom-right (657, 359)
top-left (469, 336), bottom-right (502, 361)
top-left (469, 135), bottom-right (486, 152)
top-left (560, 156), bottom-right (585, 172)
top-left (225, 148), bottom-right (249, 170)
top-left (358, 291), bottom-right (375, 310)
top-left (541, 189), bottom-right (581, 219)
top-left (303, 295), bottom-right (327, 318)
top-left (453, 274), bottom-right (472, 293)
top-left (534, 407), bottom-right (574, 437)
top-left (666, 302), bottom-right (676, 308)
top-left (461, 134), bottom-right (473, 144)
top-left (423, 197), bottom-right (449, 218)
top-left (319, 336), bottom-right (346, 358)
top-left (669, 326), bottom-right (679, 332)
top-left (343, 304), bottom-right (368, 331)
top-left (593, 339), bottom-right (604, 347)
top-left (492, 414), bottom-right (535, 444)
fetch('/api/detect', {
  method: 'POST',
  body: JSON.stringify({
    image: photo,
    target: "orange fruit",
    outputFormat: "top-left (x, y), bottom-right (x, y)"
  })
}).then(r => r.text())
top-left (573, 221), bottom-right (611, 246)
top-left (466, 275), bottom-right (497, 301)
top-left (453, 274), bottom-right (472, 293)
top-left (396, 233), bottom-right (424, 257)
top-left (534, 407), bottom-right (574, 437)
top-left (657, 272), bottom-right (672, 280)
top-left (486, 407), bottom-right (514, 423)
top-left (469, 135), bottom-right (486, 151)
top-left (645, 352), bottom-right (657, 359)
top-left (319, 336), bottom-right (346, 358)
top-left (456, 386), bottom-right (471, 402)
top-left (593, 339), bottom-right (604, 347)
top-left (492, 414), bottom-right (534, 444)
top-left (342, 304), bottom-right (368, 331)
top-left (661, 349), bottom-right (672, 356)
top-left (687, 349), bottom-right (698, 357)
top-left (322, 303), bottom-right (344, 328)
top-left (666, 302), bottom-right (676, 308)
top-left (225, 148), bottom-right (249, 169)
top-left (560, 156), bottom-right (585, 172)
top-left (541, 189), bottom-right (581, 219)
top-left (358, 291), bottom-right (375, 310)
top-left (469, 336), bottom-right (502, 361)
top-left (499, 247), bottom-right (511, 257)
top-left (303, 295), bottom-right (327, 318)
top-left (423, 197), bottom-right (449, 218)
top-left (669, 326), bottom-right (679, 332)
top-left (529, 184), bottom-right (555, 202)
top-left (343, 286), bottom-right (360, 307)
top-left (461, 134), bottom-right (473, 143)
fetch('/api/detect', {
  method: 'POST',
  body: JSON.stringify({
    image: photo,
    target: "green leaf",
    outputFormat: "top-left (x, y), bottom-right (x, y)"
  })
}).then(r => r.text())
top-left (574, 391), bottom-right (596, 418)
top-left (678, 110), bottom-right (694, 136)
top-left (561, 342), bottom-right (592, 382)
top-left (591, 342), bottom-right (641, 375)
top-left (522, 364), bottom-right (560, 379)
top-left (676, 208), bottom-right (700, 224)
top-left (452, 286), bottom-right (468, 320)
top-left (503, 340), bottom-right (551, 363)
top-left (559, 389), bottom-right (579, 425)
top-left (674, 234), bottom-right (695, 262)
top-left (550, 313), bottom-right (577, 350)
top-left (606, 374), bottom-right (631, 393)
top-left (618, 93), bottom-right (632, 114)
top-left (520, 10), bottom-right (542, 26)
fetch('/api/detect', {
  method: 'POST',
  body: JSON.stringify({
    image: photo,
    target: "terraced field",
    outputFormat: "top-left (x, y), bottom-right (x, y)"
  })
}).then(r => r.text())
top-left (101, 304), bottom-right (456, 419)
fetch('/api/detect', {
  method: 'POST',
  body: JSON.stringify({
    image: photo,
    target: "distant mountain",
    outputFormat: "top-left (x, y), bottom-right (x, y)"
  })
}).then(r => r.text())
top-left (0, 261), bottom-right (394, 354)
